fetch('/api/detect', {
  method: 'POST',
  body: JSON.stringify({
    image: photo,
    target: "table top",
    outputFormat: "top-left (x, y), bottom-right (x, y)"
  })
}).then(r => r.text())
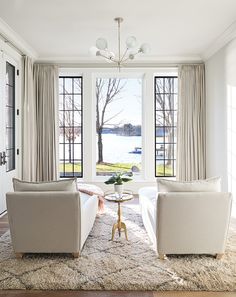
top-left (104, 190), bottom-right (133, 203)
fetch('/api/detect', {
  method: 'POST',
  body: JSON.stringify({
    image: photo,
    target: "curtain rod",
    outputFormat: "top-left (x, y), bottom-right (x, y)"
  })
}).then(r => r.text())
top-left (0, 32), bottom-right (25, 56)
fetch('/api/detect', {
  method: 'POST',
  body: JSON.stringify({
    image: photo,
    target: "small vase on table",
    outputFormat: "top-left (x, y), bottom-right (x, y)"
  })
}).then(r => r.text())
top-left (114, 184), bottom-right (123, 198)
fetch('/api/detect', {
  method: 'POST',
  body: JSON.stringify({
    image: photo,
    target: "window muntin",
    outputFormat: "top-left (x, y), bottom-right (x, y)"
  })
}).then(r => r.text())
top-left (96, 77), bottom-right (142, 176)
top-left (5, 62), bottom-right (15, 172)
top-left (155, 76), bottom-right (178, 177)
top-left (59, 76), bottom-right (83, 178)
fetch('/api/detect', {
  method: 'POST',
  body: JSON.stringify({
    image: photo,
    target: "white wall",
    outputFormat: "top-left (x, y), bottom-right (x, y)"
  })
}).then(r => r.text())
top-left (206, 38), bottom-right (236, 196)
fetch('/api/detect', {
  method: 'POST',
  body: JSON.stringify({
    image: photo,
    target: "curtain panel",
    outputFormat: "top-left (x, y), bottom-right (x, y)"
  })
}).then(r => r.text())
top-left (34, 64), bottom-right (59, 181)
top-left (176, 64), bottom-right (206, 181)
top-left (22, 58), bottom-right (59, 181)
top-left (22, 56), bottom-right (36, 181)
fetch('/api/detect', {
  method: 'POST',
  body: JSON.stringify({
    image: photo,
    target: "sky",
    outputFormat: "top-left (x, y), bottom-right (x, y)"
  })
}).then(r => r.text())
top-left (99, 78), bottom-right (142, 126)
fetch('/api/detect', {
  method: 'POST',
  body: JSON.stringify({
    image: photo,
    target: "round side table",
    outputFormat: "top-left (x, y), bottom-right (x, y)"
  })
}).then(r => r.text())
top-left (104, 191), bottom-right (133, 240)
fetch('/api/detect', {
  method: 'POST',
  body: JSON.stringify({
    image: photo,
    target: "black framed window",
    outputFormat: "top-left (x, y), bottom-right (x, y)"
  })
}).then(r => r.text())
top-left (5, 62), bottom-right (15, 172)
top-left (59, 76), bottom-right (83, 178)
top-left (155, 76), bottom-right (178, 177)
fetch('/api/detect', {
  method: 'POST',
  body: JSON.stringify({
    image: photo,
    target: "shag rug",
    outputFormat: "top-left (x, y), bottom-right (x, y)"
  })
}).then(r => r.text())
top-left (0, 203), bottom-right (236, 291)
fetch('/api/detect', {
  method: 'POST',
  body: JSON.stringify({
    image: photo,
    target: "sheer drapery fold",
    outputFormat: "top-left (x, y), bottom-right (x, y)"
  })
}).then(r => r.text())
top-left (34, 64), bottom-right (59, 181)
top-left (22, 58), bottom-right (58, 181)
top-left (22, 57), bottom-right (36, 181)
top-left (177, 64), bottom-right (206, 181)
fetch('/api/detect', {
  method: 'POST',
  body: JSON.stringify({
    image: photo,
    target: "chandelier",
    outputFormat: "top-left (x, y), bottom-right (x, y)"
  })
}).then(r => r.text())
top-left (90, 17), bottom-right (150, 70)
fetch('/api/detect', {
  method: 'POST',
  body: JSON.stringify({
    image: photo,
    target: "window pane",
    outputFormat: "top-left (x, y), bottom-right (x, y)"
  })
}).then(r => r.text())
top-left (156, 160), bottom-right (164, 176)
top-left (164, 160), bottom-right (174, 176)
top-left (165, 144), bottom-right (174, 159)
top-left (74, 95), bottom-right (82, 108)
top-left (59, 78), bottom-right (64, 94)
top-left (6, 128), bottom-right (14, 148)
top-left (64, 95), bottom-right (74, 110)
top-left (155, 76), bottom-right (178, 177)
top-left (59, 76), bottom-right (83, 178)
top-left (74, 78), bottom-right (82, 94)
top-left (6, 63), bottom-right (14, 86)
top-left (64, 78), bottom-right (72, 93)
top-left (156, 111), bottom-right (164, 126)
top-left (5, 62), bottom-right (15, 172)
top-left (165, 94), bottom-right (175, 110)
top-left (156, 94), bottom-right (165, 110)
top-left (6, 86), bottom-right (14, 106)
top-left (6, 150), bottom-right (14, 172)
top-left (6, 107), bottom-right (14, 127)
top-left (96, 78), bottom-right (142, 176)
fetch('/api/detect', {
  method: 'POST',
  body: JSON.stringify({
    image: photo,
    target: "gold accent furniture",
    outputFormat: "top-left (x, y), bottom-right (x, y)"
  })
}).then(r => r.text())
top-left (104, 191), bottom-right (133, 240)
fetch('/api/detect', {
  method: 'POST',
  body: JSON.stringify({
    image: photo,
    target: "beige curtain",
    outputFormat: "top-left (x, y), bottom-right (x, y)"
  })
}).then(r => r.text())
top-left (22, 59), bottom-right (58, 181)
top-left (176, 64), bottom-right (206, 181)
top-left (34, 64), bottom-right (59, 181)
top-left (22, 56), bottom-right (37, 181)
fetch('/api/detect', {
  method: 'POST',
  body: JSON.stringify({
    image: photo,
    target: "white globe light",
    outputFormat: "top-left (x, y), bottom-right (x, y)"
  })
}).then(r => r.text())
top-left (126, 36), bottom-right (137, 48)
top-left (96, 38), bottom-right (108, 50)
top-left (140, 43), bottom-right (150, 54)
top-left (129, 53), bottom-right (135, 60)
top-left (89, 46), bottom-right (99, 56)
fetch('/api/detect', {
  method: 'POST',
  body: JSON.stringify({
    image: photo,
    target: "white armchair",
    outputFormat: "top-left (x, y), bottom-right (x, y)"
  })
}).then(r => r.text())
top-left (6, 191), bottom-right (98, 258)
top-left (139, 186), bottom-right (232, 259)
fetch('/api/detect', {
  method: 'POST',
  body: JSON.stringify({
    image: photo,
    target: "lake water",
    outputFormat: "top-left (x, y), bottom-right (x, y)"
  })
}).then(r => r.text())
top-left (59, 134), bottom-right (142, 163)
top-left (99, 134), bottom-right (142, 163)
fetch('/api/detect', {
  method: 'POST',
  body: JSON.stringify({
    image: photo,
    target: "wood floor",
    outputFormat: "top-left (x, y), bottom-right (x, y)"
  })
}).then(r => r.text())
top-left (0, 213), bottom-right (8, 237)
top-left (0, 214), bottom-right (235, 297)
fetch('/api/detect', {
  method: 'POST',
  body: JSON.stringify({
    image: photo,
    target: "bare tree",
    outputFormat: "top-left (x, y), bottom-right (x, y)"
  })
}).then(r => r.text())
top-left (155, 77), bottom-right (176, 165)
top-left (96, 78), bottom-right (126, 164)
top-left (59, 79), bottom-right (82, 163)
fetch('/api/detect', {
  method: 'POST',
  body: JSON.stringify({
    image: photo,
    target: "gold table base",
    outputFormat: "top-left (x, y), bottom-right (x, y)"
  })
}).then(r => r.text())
top-left (111, 201), bottom-right (128, 240)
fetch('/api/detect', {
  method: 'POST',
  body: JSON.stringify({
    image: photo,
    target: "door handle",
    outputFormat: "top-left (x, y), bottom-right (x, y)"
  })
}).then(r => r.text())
top-left (1, 152), bottom-right (7, 165)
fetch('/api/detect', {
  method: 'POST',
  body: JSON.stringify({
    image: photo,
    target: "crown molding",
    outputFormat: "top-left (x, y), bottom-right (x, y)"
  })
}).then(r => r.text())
top-left (0, 17), bottom-right (38, 58)
top-left (36, 54), bottom-right (203, 66)
top-left (202, 20), bottom-right (236, 61)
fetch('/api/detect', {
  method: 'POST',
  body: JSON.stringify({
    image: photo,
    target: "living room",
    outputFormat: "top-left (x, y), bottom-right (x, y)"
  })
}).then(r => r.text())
top-left (0, 1), bottom-right (235, 296)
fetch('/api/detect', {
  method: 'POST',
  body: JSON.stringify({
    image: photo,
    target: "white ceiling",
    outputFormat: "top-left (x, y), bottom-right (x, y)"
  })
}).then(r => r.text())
top-left (0, 0), bottom-right (236, 62)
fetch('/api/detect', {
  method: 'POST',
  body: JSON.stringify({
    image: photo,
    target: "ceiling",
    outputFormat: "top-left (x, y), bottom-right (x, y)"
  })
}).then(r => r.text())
top-left (0, 0), bottom-right (236, 62)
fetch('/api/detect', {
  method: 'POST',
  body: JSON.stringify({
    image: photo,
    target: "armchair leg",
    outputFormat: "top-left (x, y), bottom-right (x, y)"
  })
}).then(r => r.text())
top-left (159, 253), bottom-right (166, 260)
top-left (216, 253), bottom-right (224, 260)
top-left (72, 252), bottom-right (80, 258)
top-left (15, 253), bottom-right (24, 259)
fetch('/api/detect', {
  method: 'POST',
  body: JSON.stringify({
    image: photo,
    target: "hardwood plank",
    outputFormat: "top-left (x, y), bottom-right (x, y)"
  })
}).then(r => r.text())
top-left (153, 292), bottom-right (236, 297)
top-left (0, 214), bottom-right (9, 237)
top-left (0, 291), bottom-right (235, 297)
top-left (0, 214), bottom-right (9, 238)
top-left (0, 291), bottom-right (154, 297)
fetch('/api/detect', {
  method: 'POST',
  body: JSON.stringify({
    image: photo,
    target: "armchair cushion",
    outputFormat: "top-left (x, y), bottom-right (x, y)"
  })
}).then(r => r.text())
top-left (13, 178), bottom-right (77, 192)
top-left (157, 176), bottom-right (221, 192)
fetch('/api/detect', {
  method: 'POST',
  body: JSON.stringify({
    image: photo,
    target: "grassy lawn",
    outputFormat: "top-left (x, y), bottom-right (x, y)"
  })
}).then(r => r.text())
top-left (96, 163), bottom-right (140, 173)
top-left (156, 164), bottom-right (173, 176)
top-left (60, 162), bottom-right (173, 176)
top-left (60, 163), bottom-right (82, 172)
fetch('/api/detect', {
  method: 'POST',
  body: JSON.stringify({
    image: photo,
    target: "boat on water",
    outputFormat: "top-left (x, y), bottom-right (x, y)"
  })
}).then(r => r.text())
top-left (129, 147), bottom-right (142, 154)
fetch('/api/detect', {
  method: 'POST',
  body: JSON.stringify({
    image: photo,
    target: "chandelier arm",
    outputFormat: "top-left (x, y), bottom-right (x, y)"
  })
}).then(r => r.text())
top-left (120, 48), bottom-right (128, 63)
top-left (121, 50), bottom-right (140, 63)
top-left (98, 52), bottom-right (119, 63)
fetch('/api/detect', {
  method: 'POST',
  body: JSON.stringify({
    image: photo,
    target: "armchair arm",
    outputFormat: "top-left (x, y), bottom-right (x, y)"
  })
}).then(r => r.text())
top-left (80, 194), bottom-right (98, 249)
